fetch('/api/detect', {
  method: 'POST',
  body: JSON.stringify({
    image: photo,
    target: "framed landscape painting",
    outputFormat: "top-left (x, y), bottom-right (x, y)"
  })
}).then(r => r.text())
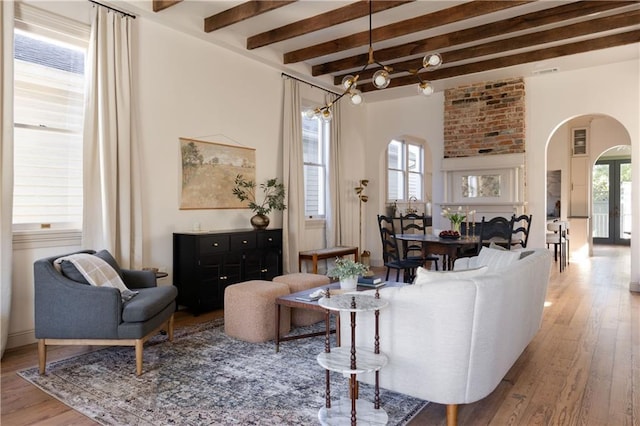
top-left (179, 138), bottom-right (255, 209)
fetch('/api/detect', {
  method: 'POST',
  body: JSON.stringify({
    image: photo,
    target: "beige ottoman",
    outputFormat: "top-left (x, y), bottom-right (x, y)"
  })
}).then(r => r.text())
top-left (224, 280), bottom-right (291, 343)
top-left (273, 273), bottom-right (331, 326)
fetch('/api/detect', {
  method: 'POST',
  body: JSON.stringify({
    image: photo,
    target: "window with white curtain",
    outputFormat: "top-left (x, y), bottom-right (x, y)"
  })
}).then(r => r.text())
top-left (301, 110), bottom-right (329, 218)
top-left (387, 139), bottom-right (424, 202)
top-left (12, 5), bottom-right (89, 231)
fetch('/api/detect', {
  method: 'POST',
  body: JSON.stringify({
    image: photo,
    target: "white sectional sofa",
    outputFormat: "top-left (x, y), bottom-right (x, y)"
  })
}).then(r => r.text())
top-left (339, 247), bottom-right (552, 425)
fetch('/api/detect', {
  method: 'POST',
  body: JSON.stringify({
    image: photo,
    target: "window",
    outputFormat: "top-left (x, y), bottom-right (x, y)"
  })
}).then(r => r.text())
top-left (387, 139), bottom-right (424, 201)
top-left (13, 6), bottom-right (89, 230)
top-left (302, 111), bottom-right (329, 218)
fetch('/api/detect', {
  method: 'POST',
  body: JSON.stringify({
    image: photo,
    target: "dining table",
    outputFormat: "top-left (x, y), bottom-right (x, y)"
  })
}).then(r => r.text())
top-left (394, 233), bottom-right (480, 270)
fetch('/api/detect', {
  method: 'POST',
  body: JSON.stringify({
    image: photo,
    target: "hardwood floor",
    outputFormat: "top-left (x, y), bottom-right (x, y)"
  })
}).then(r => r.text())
top-left (1, 246), bottom-right (637, 425)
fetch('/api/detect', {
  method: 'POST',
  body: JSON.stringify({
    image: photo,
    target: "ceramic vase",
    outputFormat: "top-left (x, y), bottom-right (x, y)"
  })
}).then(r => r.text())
top-left (250, 214), bottom-right (269, 230)
top-left (340, 276), bottom-right (358, 291)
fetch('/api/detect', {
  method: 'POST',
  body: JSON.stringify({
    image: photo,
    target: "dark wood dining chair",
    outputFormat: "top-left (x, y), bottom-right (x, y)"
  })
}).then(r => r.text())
top-left (377, 215), bottom-right (422, 283)
top-left (511, 214), bottom-right (532, 248)
top-left (399, 213), bottom-right (439, 271)
top-left (479, 216), bottom-right (514, 249)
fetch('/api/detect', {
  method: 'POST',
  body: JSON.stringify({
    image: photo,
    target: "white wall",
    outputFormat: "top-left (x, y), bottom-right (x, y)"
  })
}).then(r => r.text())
top-left (134, 18), bottom-right (287, 274)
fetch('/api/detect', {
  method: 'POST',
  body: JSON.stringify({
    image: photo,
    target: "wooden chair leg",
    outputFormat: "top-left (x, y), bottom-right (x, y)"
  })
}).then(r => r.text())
top-left (168, 314), bottom-right (174, 342)
top-left (38, 339), bottom-right (46, 375)
top-left (135, 339), bottom-right (143, 376)
top-left (446, 404), bottom-right (458, 426)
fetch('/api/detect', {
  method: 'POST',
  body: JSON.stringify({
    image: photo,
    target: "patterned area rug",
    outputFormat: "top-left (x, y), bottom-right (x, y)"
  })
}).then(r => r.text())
top-left (19, 319), bottom-right (428, 425)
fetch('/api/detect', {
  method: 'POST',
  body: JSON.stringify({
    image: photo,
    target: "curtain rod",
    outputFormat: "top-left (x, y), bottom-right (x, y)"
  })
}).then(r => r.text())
top-left (88, 0), bottom-right (136, 19)
top-left (281, 73), bottom-right (340, 96)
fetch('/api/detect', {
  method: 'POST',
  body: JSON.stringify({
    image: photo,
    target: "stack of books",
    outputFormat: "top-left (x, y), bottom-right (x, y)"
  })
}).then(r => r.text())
top-left (357, 276), bottom-right (385, 288)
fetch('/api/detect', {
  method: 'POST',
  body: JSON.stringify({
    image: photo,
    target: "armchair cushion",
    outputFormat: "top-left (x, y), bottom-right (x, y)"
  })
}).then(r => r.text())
top-left (122, 286), bottom-right (178, 322)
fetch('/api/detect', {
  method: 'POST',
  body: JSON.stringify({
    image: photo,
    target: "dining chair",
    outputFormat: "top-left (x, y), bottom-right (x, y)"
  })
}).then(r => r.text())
top-left (546, 220), bottom-right (568, 272)
top-left (479, 216), bottom-right (514, 249)
top-left (399, 213), bottom-right (439, 271)
top-left (377, 215), bottom-right (422, 283)
top-left (511, 214), bottom-right (532, 248)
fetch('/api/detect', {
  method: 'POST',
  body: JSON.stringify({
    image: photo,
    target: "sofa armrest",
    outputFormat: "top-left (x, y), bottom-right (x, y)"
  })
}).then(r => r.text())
top-left (34, 259), bottom-right (123, 339)
top-left (122, 269), bottom-right (157, 289)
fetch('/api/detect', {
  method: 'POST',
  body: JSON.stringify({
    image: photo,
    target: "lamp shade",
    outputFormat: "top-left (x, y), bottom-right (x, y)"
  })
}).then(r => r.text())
top-left (342, 75), bottom-right (357, 90)
top-left (419, 81), bottom-right (434, 95)
top-left (349, 89), bottom-right (363, 105)
top-left (372, 69), bottom-right (390, 89)
top-left (423, 53), bottom-right (442, 70)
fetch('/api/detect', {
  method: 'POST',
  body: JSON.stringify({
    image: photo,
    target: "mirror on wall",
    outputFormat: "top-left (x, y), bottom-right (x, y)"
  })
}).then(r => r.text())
top-left (547, 170), bottom-right (561, 219)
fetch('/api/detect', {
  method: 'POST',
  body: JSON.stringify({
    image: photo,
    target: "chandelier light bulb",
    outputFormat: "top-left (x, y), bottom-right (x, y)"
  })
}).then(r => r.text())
top-left (304, 109), bottom-right (317, 119)
top-left (320, 108), bottom-right (332, 122)
top-left (372, 69), bottom-right (390, 89)
top-left (423, 53), bottom-right (443, 70)
top-left (349, 89), bottom-right (363, 106)
top-left (342, 75), bottom-right (357, 90)
top-left (419, 81), bottom-right (434, 96)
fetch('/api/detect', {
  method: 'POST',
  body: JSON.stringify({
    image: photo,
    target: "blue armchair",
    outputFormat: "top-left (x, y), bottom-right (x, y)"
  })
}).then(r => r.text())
top-left (34, 250), bottom-right (177, 375)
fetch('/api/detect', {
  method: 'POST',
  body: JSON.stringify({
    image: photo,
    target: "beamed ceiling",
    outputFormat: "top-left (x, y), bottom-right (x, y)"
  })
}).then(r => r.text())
top-left (147, 0), bottom-right (640, 98)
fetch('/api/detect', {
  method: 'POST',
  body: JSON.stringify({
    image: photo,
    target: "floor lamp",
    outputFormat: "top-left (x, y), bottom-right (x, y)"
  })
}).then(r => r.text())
top-left (355, 179), bottom-right (372, 273)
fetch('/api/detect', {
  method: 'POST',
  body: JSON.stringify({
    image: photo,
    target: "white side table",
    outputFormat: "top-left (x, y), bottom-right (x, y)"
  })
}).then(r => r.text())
top-left (317, 292), bottom-right (389, 425)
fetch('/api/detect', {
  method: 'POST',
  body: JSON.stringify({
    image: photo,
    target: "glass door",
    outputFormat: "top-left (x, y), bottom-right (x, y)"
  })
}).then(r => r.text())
top-left (592, 159), bottom-right (631, 245)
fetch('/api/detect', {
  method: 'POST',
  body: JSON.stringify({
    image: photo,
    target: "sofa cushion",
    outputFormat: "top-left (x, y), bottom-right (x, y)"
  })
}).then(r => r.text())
top-left (122, 286), bottom-right (178, 322)
top-left (413, 265), bottom-right (488, 285)
top-left (59, 249), bottom-right (123, 284)
top-left (476, 246), bottom-right (521, 271)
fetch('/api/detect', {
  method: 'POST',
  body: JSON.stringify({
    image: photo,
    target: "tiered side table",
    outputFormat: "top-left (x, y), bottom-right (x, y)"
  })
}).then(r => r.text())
top-left (317, 292), bottom-right (389, 425)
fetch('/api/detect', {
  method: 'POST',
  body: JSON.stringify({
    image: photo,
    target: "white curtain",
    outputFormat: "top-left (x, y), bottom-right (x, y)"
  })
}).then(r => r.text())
top-left (326, 96), bottom-right (343, 247)
top-left (83, 5), bottom-right (142, 268)
top-left (0, 1), bottom-right (14, 359)
top-left (282, 78), bottom-right (305, 274)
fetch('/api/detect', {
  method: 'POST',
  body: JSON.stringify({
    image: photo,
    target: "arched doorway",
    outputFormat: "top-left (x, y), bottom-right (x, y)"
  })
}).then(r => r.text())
top-left (545, 114), bottom-right (632, 259)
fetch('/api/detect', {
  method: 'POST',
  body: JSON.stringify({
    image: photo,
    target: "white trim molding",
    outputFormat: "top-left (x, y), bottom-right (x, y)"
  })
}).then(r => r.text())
top-left (441, 153), bottom-right (526, 219)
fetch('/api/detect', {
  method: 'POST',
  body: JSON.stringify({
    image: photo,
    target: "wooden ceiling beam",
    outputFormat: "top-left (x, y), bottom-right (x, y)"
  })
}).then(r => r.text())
top-left (247, 0), bottom-right (413, 50)
top-left (357, 30), bottom-right (640, 92)
top-left (333, 9), bottom-right (640, 84)
top-left (317, 0), bottom-right (637, 77)
top-left (152, 0), bottom-right (182, 13)
top-left (284, 0), bottom-right (531, 64)
top-left (205, 1), bottom-right (297, 33)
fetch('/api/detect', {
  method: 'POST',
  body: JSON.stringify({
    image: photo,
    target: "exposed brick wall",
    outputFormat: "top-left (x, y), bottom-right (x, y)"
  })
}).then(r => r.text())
top-left (444, 78), bottom-right (525, 158)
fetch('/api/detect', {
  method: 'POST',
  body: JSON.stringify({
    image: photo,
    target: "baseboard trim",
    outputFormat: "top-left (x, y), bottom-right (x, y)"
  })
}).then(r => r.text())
top-left (7, 329), bottom-right (36, 349)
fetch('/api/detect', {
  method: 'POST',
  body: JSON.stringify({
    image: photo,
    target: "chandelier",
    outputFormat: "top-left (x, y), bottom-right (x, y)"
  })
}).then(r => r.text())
top-left (305, 1), bottom-right (443, 122)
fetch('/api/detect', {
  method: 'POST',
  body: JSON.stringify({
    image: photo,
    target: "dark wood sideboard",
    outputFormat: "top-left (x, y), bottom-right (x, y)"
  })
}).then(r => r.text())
top-left (173, 229), bottom-right (283, 314)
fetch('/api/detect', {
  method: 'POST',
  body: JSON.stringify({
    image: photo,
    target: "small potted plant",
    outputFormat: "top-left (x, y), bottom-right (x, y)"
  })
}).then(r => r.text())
top-left (327, 257), bottom-right (369, 290)
top-left (232, 174), bottom-right (286, 229)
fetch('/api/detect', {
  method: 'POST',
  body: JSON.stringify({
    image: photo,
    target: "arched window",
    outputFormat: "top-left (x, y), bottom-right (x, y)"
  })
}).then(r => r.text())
top-left (386, 139), bottom-right (424, 202)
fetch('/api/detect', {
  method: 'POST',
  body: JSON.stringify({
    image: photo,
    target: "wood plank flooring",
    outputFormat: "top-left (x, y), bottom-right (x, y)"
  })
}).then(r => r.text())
top-left (1, 245), bottom-right (637, 425)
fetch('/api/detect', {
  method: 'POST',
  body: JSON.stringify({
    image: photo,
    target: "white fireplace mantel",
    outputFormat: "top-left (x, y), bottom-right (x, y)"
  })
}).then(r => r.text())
top-left (440, 153), bottom-right (526, 219)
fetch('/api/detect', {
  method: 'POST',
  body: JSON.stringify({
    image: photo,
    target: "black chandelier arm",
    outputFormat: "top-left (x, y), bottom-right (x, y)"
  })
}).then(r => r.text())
top-left (309, 0), bottom-right (442, 119)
